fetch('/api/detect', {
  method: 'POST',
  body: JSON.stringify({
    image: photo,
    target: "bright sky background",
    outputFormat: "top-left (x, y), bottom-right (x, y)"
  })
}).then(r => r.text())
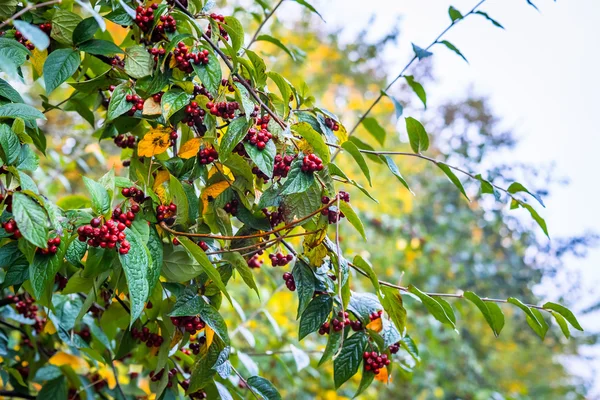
top-left (282, 0), bottom-right (600, 393)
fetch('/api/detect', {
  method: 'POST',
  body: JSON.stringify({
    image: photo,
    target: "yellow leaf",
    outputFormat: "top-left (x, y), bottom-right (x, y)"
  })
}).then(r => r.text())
top-left (49, 352), bottom-right (89, 374)
top-left (138, 127), bottom-right (172, 157)
top-left (374, 366), bottom-right (389, 383)
top-left (97, 364), bottom-right (117, 389)
top-left (205, 326), bottom-right (214, 348)
top-left (143, 97), bottom-right (162, 115)
top-left (30, 48), bottom-right (47, 77)
top-left (153, 170), bottom-right (170, 191)
top-left (201, 181), bottom-right (230, 214)
top-left (43, 319), bottom-right (56, 334)
top-left (179, 138), bottom-right (202, 159)
top-left (366, 317), bottom-right (382, 332)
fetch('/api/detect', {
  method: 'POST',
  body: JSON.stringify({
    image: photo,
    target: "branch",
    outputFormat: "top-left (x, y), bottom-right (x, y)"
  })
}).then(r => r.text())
top-left (332, 0), bottom-right (487, 161)
top-left (0, 0), bottom-right (62, 30)
top-left (230, 365), bottom-right (260, 400)
top-left (204, 230), bottom-right (319, 255)
top-left (0, 391), bottom-right (36, 400)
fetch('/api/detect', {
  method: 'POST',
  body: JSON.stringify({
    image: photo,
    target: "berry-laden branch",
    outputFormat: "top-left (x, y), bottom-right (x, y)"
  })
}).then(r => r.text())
top-left (332, 0), bottom-right (488, 161)
top-left (204, 230), bottom-right (320, 256)
top-left (0, 0), bottom-right (62, 30)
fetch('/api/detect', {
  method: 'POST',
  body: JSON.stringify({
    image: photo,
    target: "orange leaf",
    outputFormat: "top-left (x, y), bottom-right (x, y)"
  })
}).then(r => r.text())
top-left (201, 181), bottom-right (230, 214)
top-left (366, 317), bottom-right (383, 332)
top-left (374, 366), bottom-right (389, 383)
top-left (49, 352), bottom-right (89, 374)
top-left (142, 97), bottom-right (162, 115)
top-left (179, 138), bottom-right (202, 159)
top-left (138, 127), bottom-right (172, 157)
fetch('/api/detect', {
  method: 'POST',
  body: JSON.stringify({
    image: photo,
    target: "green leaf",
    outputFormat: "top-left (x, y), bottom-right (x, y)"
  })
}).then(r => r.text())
top-left (193, 48), bottom-right (222, 95)
top-left (318, 329), bottom-right (342, 366)
top-left (411, 43), bottom-right (433, 60)
top-left (246, 49), bottom-right (267, 88)
top-left (408, 285), bottom-right (455, 328)
top-left (146, 226), bottom-right (163, 294)
top-left (118, 227), bottom-right (150, 326)
top-left (125, 45), bottom-right (153, 79)
top-left (178, 237), bottom-right (231, 303)
top-left (244, 139), bottom-right (275, 178)
top-left (448, 6), bottom-right (463, 21)
top-left (50, 9), bottom-right (82, 45)
top-left (381, 90), bottom-right (403, 119)
top-left (161, 88), bottom-right (191, 122)
top-left (246, 376), bottom-right (282, 400)
top-left (83, 176), bottom-right (110, 215)
top-left (292, 122), bottom-right (330, 163)
top-left (354, 369), bottom-right (375, 398)
top-left (219, 117), bottom-right (249, 161)
top-left (292, 260), bottom-right (316, 318)
top-left (400, 334), bottom-right (420, 361)
top-left (361, 117), bottom-right (386, 145)
top-left (169, 295), bottom-right (230, 345)
top-left (44, 49), bottom-right (81, 95)
top-left (527, 308), bottom-right (549, 340)
top-left (298, 295), bottom-right (332, 340)
top-left (256, 34), bottom-right (296, 61)
top-left (280, 157), bottom-right (315, 195)
top-left (550, 311), bottom-right (570, 339)
top-left (507, 297), bottom-right (543, 332)
top-left (380, 155), bottom-right (413, 194)
top-left (291, 0), bottom-right (324, 21)
top-left (404, 75), bottom-right (427, 108)
top-left (106, 83), bottom-right (133, 121)
top-left (543, 302), bottom-right (583, 331)
top-left (404, 117), bottom-right (429, 153)
top-left (234, 81), bottom-right (255, 122)
top-left (13, 21), bottom-right (49, 50)
top-left (507, 182), bottom-right (545, 207)
top-left (353, 256), bottom-right (378, 292)
top-left (439, 40), bottom-right (468, 63)
top-left (267, 72), bottom-right (291, 117)
top-left (518, 201), bottom-right (549, 238)
top-left (0, 123), bottom-right (20, 164)
top-left (73, 17), bottom-right (99, 45)
top-left (162, 246), bottom-right (203, 282)
top-left (379, 286), bottom-right (407, 334)
top-left (12, 192), bottom-right (48, 248)
top-left (436, 162), bottom-right (469, 201)
top-left (223, 16), bottom-right (244, 53)
top-left (340, 202), bottom-right (366, 240)
top-left (435, 297), bottom-right (456, 324)
top-left (0, 38), bottom-right (29, 78)
top-left (79, 39), bottom-right (124, 56)
top-left (0, 103), bottom-right (45, 122)
top-left (0, 78), bottom-right (23, 103)
top-left (333, 332), bottom-right (368, 388)
top-left (463, 291), bottom-right (504, 336)
top-left (341, 141), bottom-right (371, 186)
top-left (223, 252), bottom-right (260, 298)
top-left (474, 11), bottom-right (505, 29)
top-left (30, 250), bottom-right (62, 307)
top-left (38, 377), bottom-right (67, 400)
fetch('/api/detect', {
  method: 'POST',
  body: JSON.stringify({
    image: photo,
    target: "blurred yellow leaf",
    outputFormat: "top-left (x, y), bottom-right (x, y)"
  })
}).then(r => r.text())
top-left (205, 326), bottom-right (214, 348)
top-left (374, 366), bottom-right (389, 383)
top-left (201, 181), bottom-right (229, 213)
top-left (366, 317), bottom-right (382, 332)
top-left (179, 138), bottom-right (201, 159)
top-left (97, 364), bottom-right (117, 389)
top-left (138, 127), bottom-right (171, 157)
top-left (143, 98), bottom-right (162, 115)
top-left (43, 319), bottom-right (56, 334)
top-left (31, 48), bottom-right (47, 77)
top-left (49, 352), bottom-right (89, 373)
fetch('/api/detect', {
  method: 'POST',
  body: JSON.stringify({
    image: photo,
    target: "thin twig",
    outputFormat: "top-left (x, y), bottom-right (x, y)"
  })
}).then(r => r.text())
top-left (231, 365), bottom-right (260, 400)
top-left (245, 0), bottom-right (286, 51)
top-left (332, 196), bottom-right (344, 360)
top-left (0, 0), bottom-right (62, 30)
top-left (0, 390), bottom-right (36, 400)
top-left (205, 230), bottom-right (319, 255)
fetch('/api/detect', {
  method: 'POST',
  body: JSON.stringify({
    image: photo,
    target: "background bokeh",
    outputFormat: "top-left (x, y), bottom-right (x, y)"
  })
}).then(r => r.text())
top-left (15, 0), bottom-right (599, 398)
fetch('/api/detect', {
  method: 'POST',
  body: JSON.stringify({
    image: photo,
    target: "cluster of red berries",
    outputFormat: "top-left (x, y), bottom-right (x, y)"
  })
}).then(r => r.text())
top-left (156, 202), bottom-right (177, 222)
top-left (262, 206), bottom-right (285, 227)
top-left (170, 130), bottom-right (178, 146)
top-left (319, 311), bottom-right (351, 335)
top-left (324, 117), bottom-right (340, 131)
top-left (197, 147), bottom-right (217, 165)
top-left (173, 43), bottom-right (210, 73)
top-left (180, 380), bottom-right (207, 399)
top-left (149, 47), bottom-right (167, 61)
top-left (193, 84), bottom-right (214, 100)
top-left (14, 31), bottom-right (34, 50)
top-left (223, 199), bottom-right (238, 215)
top-left (363, 350), bottom-right (390, 374)
top-left (245, 127), bottom-right (272, 150)
top-left (114, 134), bottom-right (136, 149)
top-left (134, 4), bottom-right (158, 32)
top-left (76, 325), bottom-right (91, 343)
top-left (283, 272), bottom-right (296, 291)
top-left (206, 13), bottom-right (228, 40)
top-left (206, 101), bottom-right (239, 119)
top-left (302, 153), bottom-right (324, 173)
top-left (221, 78), bottom-right (235, 92)
top-left (369, 309), bottom-right (383, 321)
top-left (38, 236), bottom-right (61, 255)
top-left (247, 254), bottom-right (263, 269)
top-left (2, 219), bottom-right (21, 239)
top-left (122, 186), bottom-right (146, 203)
top-left (39, 22), bottom-right (52, 34)
top-left (269, 252), bottom-right (293, 266)
top-left (8, 294), bottom-right (46, 332)
top-left (273, 154), bottom-right (295, 178)
top-left (131, 326), bottom-right (164, 348)
top-left (156, 14), bottom-right (177, 34)
top-left (150, 368), bottom-right (178, 388)
top-left (252, 166), bottom-right (269, 183)
top-left (256, 115), bottom-right (270, 130)
top-left (233, 142), bottom-right (248, 157)
top-left (113, 204), bottom-right (141, 224)
top-left (389, 342), bottom-right (400, 354)
top-left (188, 336), bottom-right (205, 355)
top-left (350, 319), bottom-right (363, 331)
top-left (321, 192), bottom-right (350, 224)
top-left (170, 315), bottom-right (206, 334)
top-left (77, 216), bottom-right (131, 255)
top-left (182, 100), bottom-right (206, 127)
top-left (125, 94), bottom-right (144, 116)
top-left (110, 55), bottom-right (125, 67)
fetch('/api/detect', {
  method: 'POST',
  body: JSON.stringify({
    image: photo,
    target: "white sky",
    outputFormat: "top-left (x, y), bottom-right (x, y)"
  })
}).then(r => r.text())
top-left (294, 0), bottom-right (600, 393)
